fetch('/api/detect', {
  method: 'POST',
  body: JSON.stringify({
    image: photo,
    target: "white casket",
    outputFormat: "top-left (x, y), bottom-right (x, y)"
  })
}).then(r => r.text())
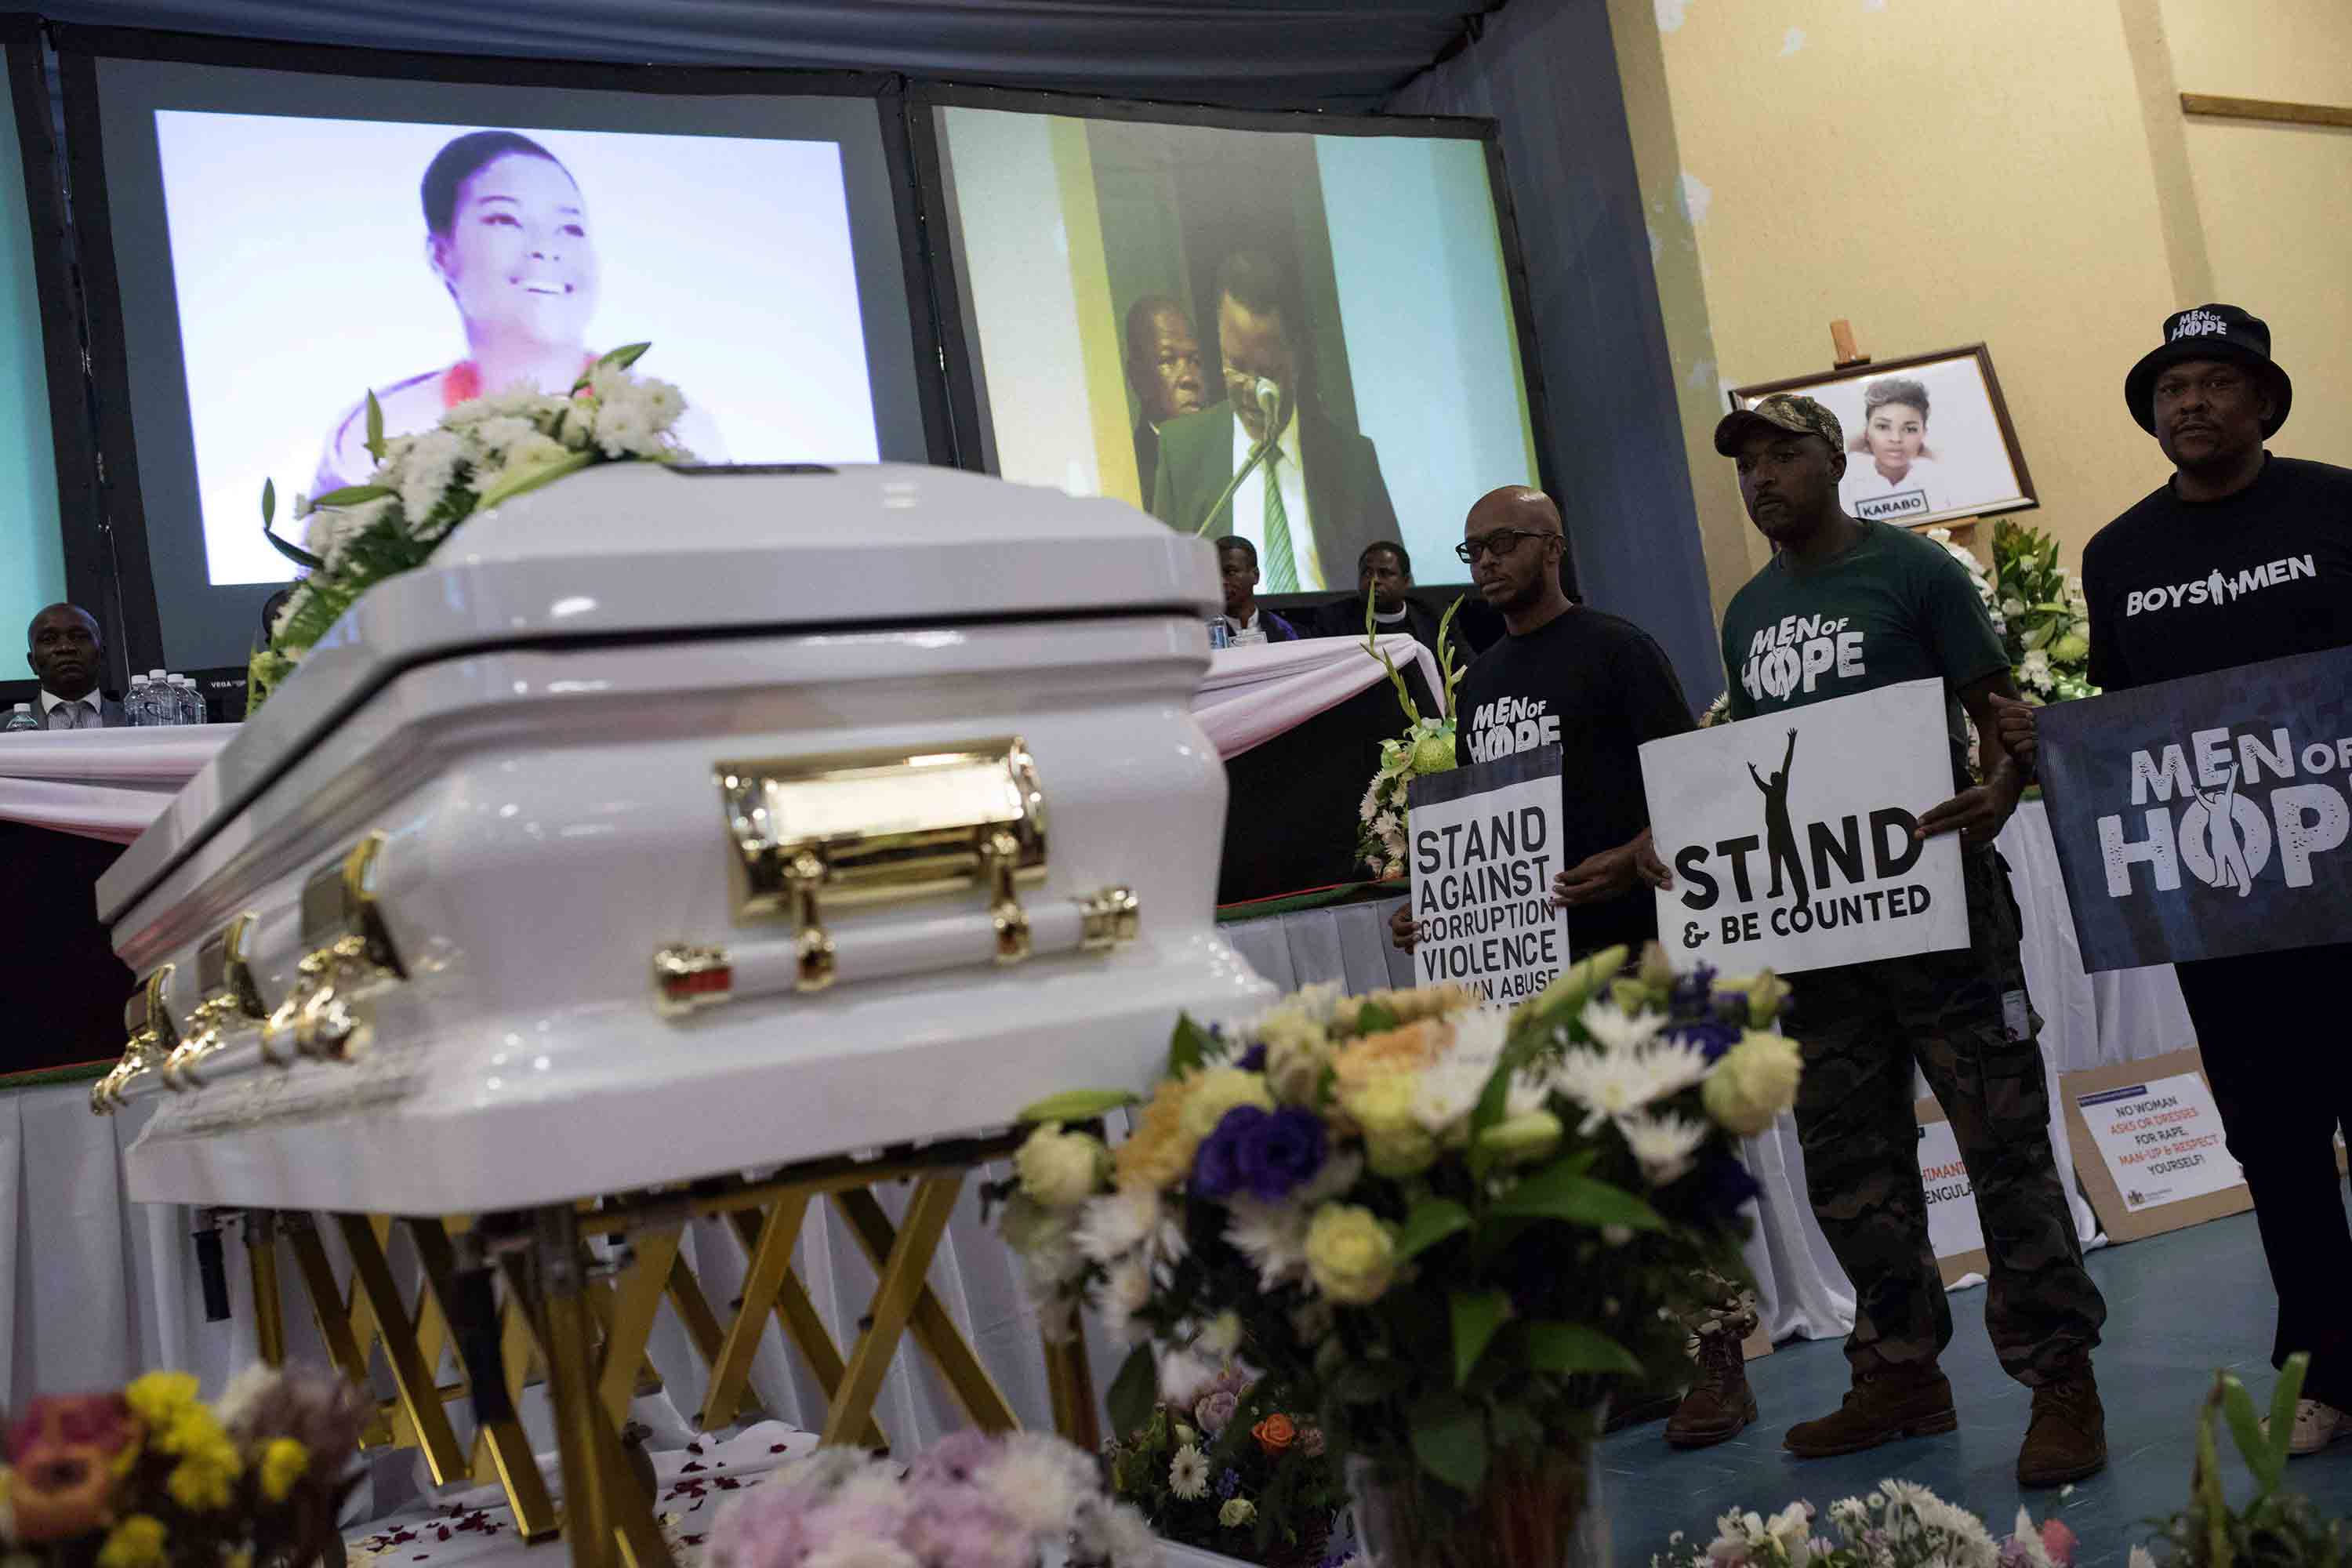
top-left (93, 463), bottom-right (1271, 1216)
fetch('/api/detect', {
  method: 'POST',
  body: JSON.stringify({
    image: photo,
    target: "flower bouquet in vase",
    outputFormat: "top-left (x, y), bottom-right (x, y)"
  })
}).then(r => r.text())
top-left (1355, 595), bottom-right (1468, 880)
top-left (1988, 519), bottom-right (2097, 705)
top-left (249, 343), bottom-right (693, 715)
top-left (997, 947), bottom-right (1800, 1568)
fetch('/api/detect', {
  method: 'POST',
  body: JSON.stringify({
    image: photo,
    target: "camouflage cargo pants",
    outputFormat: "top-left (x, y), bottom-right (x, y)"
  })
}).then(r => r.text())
top-left (1677, 1269), bottom-right (1759, 1356)
top-left (1791, 845), bottom-right (2106, 1387)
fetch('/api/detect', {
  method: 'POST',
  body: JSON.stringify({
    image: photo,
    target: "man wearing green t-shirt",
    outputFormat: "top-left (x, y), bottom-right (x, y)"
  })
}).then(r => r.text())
top-left (1701, 394), bottom-right (2108, 1488)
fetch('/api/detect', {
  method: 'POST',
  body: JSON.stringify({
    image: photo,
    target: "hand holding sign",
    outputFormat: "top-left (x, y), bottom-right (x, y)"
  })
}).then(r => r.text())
top-left (1987, 689), bottom-right (2040, 768)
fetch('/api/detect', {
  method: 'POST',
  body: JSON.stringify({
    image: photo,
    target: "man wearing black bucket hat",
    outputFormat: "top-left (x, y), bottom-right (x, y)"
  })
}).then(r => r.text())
top-left (1999, 305), bottom-right (2352, 1457)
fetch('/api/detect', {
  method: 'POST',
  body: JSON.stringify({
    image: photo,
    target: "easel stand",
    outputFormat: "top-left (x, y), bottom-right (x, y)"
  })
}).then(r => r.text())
top-left (238, 1131), bottom-right (1100, 1568)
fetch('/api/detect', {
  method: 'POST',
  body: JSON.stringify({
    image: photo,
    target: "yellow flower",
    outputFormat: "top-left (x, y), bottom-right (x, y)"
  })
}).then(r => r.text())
top-left (166, 1450), bottom-right (240, 1512)
top-left (97, 1515), bottom-right (168, 1568)
top-left (1363, 1123), bottom-right (1437, 1178)
top-left (1304, 1204), bottom-right (1399, 1305)
top-left (158, 1403), bottom-right (229, 1457)
top-left (1113, 1077), bottom-right (1201, 1192)
top-left (1220, 1496), bottom-right (1259, 1528)
top-left (259, 1439), bottom-right (309, 1504)
top-left (1340, 1072), bottom-right (1417, 1136)
top-left (1014, 1123), bottom-right (1109, 1209)
top-left (1181, 1068), bottom-right (1276, 1140)
top-left (1702, 1029), bottom-right (1803, 1135)
top-left (124, 1373), bottom-right (200, 1428)
top-left (1330, 1022), bottom-right (1444, 1103)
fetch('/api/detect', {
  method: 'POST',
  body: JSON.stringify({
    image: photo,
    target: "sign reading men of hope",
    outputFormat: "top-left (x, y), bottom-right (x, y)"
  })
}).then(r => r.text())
top-left (2037, 644), bottom-right (2352, 971)
top-left (1639, 679), bottom-right (1969, 975)
top-left (1406, 744), bottom-right (1572, 1003)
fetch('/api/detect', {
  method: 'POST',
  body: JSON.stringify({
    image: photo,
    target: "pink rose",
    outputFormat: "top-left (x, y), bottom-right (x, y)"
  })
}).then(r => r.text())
top-left (1194, 1390), bottom-right (1240, 1435)
top-left (2041, 1519), bottom-right (2077, 1566)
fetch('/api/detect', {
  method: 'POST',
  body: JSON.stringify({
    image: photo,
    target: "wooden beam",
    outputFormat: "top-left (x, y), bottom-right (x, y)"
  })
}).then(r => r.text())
top-left (2180, 93), bottom-right (2352, 130)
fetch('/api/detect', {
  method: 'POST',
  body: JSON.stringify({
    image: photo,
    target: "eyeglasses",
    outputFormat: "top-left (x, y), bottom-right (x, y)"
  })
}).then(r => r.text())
top-left (1455, 528), bottom-right (1550, 564)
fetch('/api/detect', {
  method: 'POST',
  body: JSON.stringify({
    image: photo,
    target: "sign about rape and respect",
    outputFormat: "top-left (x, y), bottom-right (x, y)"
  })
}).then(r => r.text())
top-left (2059, 1049), bottom-right (2249, 1243)
top-left (1406, 744), bottom-right (1571, 1004)
top-left (1641, 680), bottom-right (1969, 975)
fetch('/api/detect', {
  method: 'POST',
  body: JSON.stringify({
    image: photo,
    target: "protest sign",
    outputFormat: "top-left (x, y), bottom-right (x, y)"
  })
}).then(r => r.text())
top-left (2060, 1049), bottom-right (2249, 1243)
top-left (1641, 680), bottom-right (1968, 975)
top-left (1915, 1098), bottom-right (1987, 1288)
top-left (1406, 744), bottom-right (1570, 1004)
top-left (2037, 644), bottom-right (2352, 971)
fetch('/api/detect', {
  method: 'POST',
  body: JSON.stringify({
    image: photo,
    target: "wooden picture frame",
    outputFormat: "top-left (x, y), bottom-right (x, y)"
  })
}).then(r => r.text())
top-left (2060, 1048), bottom-right (2252, 1244)
top-left (1728, 343), bottom-right (2038, 531)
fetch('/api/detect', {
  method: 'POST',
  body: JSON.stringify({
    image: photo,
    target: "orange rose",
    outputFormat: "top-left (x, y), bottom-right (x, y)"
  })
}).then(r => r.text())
top-left (1252, 1413), bottom-right (1298, 1457)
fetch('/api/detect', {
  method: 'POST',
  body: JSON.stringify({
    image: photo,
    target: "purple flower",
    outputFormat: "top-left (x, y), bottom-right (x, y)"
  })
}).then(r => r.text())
top-left (1217, 1468), bottom-right (1240, 1499)
top-left (1693, 1148), bottom-right (1762, 1220)
top-left (905, 1493), bottom-right (1029, 1568)
top-left (1190, 1109), bottom-right (1262, 1199)
top-left (1668, 964), bottom-right (1719, 1017)
top-left (1196, 1389), bottom-right (1241, 1435)
top-left (1235, 1106), bottom-right (1327, 1201)
top-left (1237, 1042), bottom-right (1267, 1073)
top-left (1667, 1018), bottom-right (1740, 1063)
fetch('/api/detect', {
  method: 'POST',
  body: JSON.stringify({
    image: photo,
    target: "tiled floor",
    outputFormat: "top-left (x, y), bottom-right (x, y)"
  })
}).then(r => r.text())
top-left (1605, 1197), bottom-right (2352, 1565)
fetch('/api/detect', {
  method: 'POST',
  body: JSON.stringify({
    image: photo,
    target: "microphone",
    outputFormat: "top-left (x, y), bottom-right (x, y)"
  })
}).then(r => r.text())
top-left (1190, 377), bottom-right (1287, 537)
top-left (1254, 376), bottom-right (1283, 433)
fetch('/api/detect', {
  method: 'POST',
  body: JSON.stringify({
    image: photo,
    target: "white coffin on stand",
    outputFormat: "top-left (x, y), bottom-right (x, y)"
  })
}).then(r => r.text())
top-left (96, 463), bottom-right (1270, 1215)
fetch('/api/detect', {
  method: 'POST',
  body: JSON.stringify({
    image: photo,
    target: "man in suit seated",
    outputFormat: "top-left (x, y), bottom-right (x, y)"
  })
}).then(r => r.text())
top-left (1149, 249), bottom-right (1397, 590)
top-left (26, 604), bottom-right (125, 728)
top-left (1311, 540), bottom-right (1468, 665)
top-left (1124, 296), bottom-right (1206, 513)
top-left (1216, 536), bottom-right (1302, 646)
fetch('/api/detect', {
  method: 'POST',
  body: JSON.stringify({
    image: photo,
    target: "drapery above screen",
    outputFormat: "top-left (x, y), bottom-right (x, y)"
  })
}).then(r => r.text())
top-left (38, 0), bottom-right (1498, 108)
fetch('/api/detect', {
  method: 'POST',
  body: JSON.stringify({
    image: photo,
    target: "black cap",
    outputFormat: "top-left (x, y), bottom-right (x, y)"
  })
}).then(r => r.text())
top-left (2123, 304), bottom-right (2291, 437)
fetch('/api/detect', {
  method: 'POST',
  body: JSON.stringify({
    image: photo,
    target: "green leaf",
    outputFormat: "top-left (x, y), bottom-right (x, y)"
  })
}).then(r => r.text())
top-left (1450, 1290), bottom-right (1511, 1388)
top-left (1526, 1322), bottom-right (1642, 1377)
top-left (1167, 1014), bottom-right (1214, 1079)
top-left (364, 389), bottom-right (386, 463)
top-left (1014, 1087), bottom-right (1140, 1124)
top-left (310, 484), bottom-right (397, 510)
top-left (1332, 1359), bottom-right (1412, 1406)
top-left (260, 510), bottom-right (323, 573)
top-left (475, 449), bottom-right (596, 512)
top-left (1489, 1163), bottom-right (1665, 1232)
top-left (1410, 1390), bottom-right (1486, 1494)
top-left (598, 341), bottom-right (652, 372)
top-left (1396, 1198), bottom-right (1472, 1263)
top-left (1107, 1343), bottom-right (1158, 1440)
top-left (261, 477), bottom-right (276, 528)
top-left (2265, 1352), bottom-right (2310, 1492)
top-left (1353, 999), bottom-right (1400, 1034)
top-left (2221, 1374), bottom-right (2276, 1494)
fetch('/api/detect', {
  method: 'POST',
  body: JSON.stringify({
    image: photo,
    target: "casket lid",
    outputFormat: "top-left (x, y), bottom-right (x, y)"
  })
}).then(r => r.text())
top-left (98, 463), bottom-right (1218, 923)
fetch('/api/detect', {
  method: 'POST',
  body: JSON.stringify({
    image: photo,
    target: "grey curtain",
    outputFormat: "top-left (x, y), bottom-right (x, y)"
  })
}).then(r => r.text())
top-left (43, 0), bottom-right (1498, 108)
top-left (1386, 0), bottom-right (1725, 706)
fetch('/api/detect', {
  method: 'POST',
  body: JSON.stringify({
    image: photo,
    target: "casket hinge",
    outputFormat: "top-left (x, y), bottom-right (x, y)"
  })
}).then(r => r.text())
top-left (261, 833), bottom-right (407, 1065)
top-left (981, 829), bottom-right (1030, 964)
top-left (163, 913), bottom-right (267, 1092)
top-left (1078, 885), bottom-right (1142, 952)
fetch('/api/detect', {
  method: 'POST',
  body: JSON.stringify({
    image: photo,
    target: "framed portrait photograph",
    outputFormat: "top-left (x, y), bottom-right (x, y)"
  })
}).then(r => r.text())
top-left (1728, 343), bottom-right (2035, 529)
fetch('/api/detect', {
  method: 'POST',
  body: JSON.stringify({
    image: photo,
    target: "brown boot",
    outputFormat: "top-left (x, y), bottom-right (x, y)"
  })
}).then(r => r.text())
top-left (2017, 1367), bottom-right (2107, 1487)
top-left (1784, 1364), bottom-right (1958, 1458)
top-left (1666, 1327), bottom-right (1758, 1449)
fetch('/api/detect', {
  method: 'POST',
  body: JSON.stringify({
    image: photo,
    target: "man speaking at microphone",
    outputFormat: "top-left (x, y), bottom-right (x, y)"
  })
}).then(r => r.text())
top-left (1149, 249), bottom-right (1398, 590)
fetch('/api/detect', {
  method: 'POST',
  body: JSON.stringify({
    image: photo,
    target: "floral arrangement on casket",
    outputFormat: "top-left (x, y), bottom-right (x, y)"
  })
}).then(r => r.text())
top-left (249, 344), bottom-right (692, 715)
top-left (0, 1366), bottom-right (368, 1568)
top-left (1650, 1484), bottom-right (2078, 1568)
top-left (1102, 1363), bottom-right (1346, 1565)
top-left (1355, 596), bottom-right (1468, 880)
top-left (995, 946), bottom-right (1801, 1567)
top-left (705, 1428), bottom-right (1160, 1568)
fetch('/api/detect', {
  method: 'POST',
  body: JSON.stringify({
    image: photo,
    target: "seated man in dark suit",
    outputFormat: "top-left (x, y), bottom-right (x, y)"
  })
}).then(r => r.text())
top-left (1149, 249), bottom-right (1397, 590)
top-left (26, 603), bottom-right (125, 728)
top-left (1311, 541), bottom-right (1468, 666)
top-left (1123, 296), bottom-right (1206, 512)
top-left (1216, 536), bottom-right (1302, 645)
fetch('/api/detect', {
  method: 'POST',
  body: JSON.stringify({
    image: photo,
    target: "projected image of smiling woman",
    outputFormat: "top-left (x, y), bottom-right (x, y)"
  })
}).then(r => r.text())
top-left (313, 130), bottom-right (719, 492)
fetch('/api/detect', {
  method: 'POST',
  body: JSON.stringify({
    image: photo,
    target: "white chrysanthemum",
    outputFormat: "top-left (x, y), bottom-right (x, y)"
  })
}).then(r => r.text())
top-left (1359, 788), bottom-right (1380, 822)
top-left (1411, 1014), bottom-right (1544, 1135)
top-left (1371, 810), bottom-right (1399, 839)
top-left (394, 428), bottom-right (466, 527)
top-left (212, 1364), bottom-right (279, 1432)
top-left (1073, 1498), bottom-right (1160, 1568)
top-left (1168, 1443), bottom-right (1210, 1501)
top-left (1075, 1186), bottom-right (1160, 1265)
top-left (1550, 1035), bottom-right (1711, 1134)
top-left (1223, 1195), bottom-right (1311, 1290)
top-left (978, 1441), bottom-right (1086, 1537)
top-left (2009, 1507), bottom-right (2055, 1568)
top-left (1099, 1256), bottom-right (1152, 1345)
top-left (1617, 1109), bottom-right (1709, 1185)
top-left (304, 495), bottom-right (392, 568)
top-left (1578, 998), bottom-right (1666, 1054)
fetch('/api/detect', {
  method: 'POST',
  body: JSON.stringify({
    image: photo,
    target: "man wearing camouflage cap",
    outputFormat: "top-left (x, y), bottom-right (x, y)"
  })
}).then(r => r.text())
top-left (1669, 394), bottom-right (2108, 1486)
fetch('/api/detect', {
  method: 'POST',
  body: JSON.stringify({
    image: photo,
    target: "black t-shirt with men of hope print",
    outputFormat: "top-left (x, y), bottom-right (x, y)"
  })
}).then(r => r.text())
top-left (1720, 519), bottom-right (2009, 789)
top-left (1451, 605), bottom-right (1696, 956)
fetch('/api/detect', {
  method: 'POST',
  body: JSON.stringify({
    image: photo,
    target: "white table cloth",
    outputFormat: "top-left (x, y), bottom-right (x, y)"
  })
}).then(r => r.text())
top-left (1192, 633), bottom-right (1443, 760)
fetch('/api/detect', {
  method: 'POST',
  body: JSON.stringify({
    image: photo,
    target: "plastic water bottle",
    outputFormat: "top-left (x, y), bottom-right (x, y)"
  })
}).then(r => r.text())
top-left (2, 702), bottom-right (40, 733)
top-left (126, 673), bottom-right (152, 725)
top-left (183, 677), bottom-right (209, 726)
top-left (172, 676), bottom-right (201, 726)
top-left (143, 670), bottom-right (172, 726)
top-left (1207, 617), bottom-right (1232, 650)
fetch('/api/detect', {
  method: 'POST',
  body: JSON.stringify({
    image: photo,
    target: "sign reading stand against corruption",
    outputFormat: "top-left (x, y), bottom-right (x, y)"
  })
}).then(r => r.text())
top-left (2035, 644), bottom-right (2352, 971)
top-left (1406, 743), bottom-right (1572, 1004)
top-left (1639, 678), bottom-right (1969, 975)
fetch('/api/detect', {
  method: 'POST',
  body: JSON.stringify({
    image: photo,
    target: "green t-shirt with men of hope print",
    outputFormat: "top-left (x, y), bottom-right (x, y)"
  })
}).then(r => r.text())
top-left (1721, 520), bottom-right (2009, 786)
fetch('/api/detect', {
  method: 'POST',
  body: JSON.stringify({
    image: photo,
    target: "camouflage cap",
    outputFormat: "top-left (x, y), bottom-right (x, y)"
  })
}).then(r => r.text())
top-left (1713, 392), bottom-right (1845, 456)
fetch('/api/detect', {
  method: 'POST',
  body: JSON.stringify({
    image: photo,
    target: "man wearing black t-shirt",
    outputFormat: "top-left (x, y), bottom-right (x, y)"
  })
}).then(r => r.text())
top-left (1999, 305), bottom-right (2352, 1457)
top-left (1390, 485), bottom-right (1693, 959)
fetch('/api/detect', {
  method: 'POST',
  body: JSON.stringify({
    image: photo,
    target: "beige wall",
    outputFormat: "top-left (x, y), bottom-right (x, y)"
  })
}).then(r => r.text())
top-left (2160, 0), bottom-right (2352, 471)
top-left (1612, 0), bottom-right (2351, 610)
